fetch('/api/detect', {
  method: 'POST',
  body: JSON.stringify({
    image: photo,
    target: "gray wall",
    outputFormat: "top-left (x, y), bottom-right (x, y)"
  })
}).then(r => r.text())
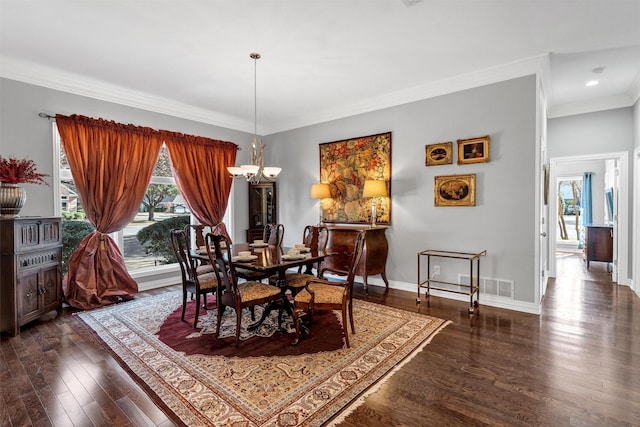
top-left (264, 75), bottom-right (538, 304)
top-left (1, 75), bottom-right (540, 306)
top-left (548, 108), bottom-right (634, 158)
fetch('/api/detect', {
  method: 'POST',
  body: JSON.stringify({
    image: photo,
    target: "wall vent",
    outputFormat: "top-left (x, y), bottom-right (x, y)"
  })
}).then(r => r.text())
top-left (459, 274), bottom-right (514, 299)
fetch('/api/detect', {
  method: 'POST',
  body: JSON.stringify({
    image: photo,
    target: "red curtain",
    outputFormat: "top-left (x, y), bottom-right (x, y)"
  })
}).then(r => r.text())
top-left (56, 114), bottom-right (163, 309)
top-left (162, 131), bottom-right (237, 238)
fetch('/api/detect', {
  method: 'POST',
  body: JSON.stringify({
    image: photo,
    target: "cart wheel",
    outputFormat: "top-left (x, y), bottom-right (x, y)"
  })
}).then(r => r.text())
top-left (474, 300), bottom-right (479, 308)
top-left (468, 307), bottom-right (474, 315)
top-left (416, 298), bottom-right (421, 304)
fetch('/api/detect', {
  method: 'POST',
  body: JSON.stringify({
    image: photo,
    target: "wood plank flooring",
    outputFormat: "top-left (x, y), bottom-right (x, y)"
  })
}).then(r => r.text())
top-left (1, 254), bottom-right (638, 426)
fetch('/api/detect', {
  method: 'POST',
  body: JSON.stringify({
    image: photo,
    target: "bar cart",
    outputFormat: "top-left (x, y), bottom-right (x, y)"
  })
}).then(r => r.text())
top-left (417, 249), bottom-right (486, 315)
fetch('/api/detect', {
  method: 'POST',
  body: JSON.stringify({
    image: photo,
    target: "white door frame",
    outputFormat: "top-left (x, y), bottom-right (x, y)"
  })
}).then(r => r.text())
top-left (633, 148), bottom-right (640, 296)
top-left (548, 151), bottom-right (629, 285)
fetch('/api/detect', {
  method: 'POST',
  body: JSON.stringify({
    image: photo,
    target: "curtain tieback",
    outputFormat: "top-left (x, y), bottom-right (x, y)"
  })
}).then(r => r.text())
top-left (97, 232), bottom-right (108, 250)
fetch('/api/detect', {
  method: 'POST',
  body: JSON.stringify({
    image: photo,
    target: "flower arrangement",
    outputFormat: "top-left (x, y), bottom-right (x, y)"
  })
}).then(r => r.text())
top-left (0, 156), bottom-right (49, 186)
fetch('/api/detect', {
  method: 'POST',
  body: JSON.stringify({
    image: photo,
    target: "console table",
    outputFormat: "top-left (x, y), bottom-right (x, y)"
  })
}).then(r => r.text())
top-left (321, 225), bottom-right (389, 294)
top-left (417, 249), bottom-right (486, 315)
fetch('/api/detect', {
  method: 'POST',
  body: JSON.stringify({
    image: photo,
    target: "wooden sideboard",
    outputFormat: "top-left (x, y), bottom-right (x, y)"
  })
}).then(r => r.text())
top-left (0, 217), bottom-right (62, 336)
top-left (320, 225), bottom-right (389, 294)
top-left (583, 224), bottom-right (613, 270)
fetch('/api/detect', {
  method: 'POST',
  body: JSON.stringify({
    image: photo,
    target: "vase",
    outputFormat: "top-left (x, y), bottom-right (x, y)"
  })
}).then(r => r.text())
top-left (0, 183), bottom-right (27, 217)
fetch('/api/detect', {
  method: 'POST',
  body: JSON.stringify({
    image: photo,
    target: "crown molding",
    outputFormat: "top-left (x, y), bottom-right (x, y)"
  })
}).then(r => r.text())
top-left (0, 57), bottom-right (255, 133)
top-left (264, 54), bottom-right (547, 134)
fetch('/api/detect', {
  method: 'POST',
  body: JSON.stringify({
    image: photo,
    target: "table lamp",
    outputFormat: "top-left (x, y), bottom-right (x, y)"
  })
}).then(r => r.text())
top-left (362, 179), bottom-right (387, 227)
top-left (310, 183), bottom-right (332, 224)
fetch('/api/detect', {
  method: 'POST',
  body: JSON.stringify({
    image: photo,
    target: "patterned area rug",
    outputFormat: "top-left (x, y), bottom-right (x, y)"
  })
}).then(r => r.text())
top-left (78, 291), bottom-right (449, 426)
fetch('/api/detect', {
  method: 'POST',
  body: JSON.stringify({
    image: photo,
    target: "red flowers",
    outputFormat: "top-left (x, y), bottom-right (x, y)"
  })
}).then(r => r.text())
top-left (0, 156), bottom-right (49, 186)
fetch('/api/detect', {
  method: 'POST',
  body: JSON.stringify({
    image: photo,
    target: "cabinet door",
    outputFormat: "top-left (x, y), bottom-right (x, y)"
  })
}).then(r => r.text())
top-left (17, 271), bottom-right (40, 321)
top-left (41, 266), bottom-right (61, 312)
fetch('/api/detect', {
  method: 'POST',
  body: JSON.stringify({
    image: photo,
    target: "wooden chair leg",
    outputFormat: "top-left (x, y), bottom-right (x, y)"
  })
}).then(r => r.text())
top-left (214, 305), bottom-right (224, 339)
top-left (348, 300), bottom-right (355, 334)
top-left (235, 308), bottom-right (242, 347)
top-left (341, 308), bottom-right (350, 348)
top-left (193, 294), bottom-right (200, 328)
top-left (181, 289), bottom-right (188, 322)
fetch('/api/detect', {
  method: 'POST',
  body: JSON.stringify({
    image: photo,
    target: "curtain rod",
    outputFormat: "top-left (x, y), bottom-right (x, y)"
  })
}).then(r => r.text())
top-left (37, 112), bottom-right (241, 150)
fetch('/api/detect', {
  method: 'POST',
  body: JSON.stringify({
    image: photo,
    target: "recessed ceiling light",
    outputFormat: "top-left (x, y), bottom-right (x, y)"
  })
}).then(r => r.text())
top-left (586, 80), bottom-right (599, 87)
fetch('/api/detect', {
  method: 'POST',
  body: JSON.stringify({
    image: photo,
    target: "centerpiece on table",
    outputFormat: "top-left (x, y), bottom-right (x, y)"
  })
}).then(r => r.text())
top-left (0, 156), bottom-right (49, 217)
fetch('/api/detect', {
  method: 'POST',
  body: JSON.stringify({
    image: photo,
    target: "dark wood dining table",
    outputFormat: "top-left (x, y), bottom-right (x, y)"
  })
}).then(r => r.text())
top-left (193, 243), bottom-right (326, 331)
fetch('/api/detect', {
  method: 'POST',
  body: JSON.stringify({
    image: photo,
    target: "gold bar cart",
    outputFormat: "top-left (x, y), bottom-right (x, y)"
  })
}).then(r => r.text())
top-left (417, 249), bottom-right (486, 315)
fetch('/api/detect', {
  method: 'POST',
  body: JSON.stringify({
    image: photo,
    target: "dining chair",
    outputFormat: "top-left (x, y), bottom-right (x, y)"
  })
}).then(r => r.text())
top-left (264, 223), bottom-right (285, 246)
top-left (236, 223), bottom-right (285, 283)
top-left (267, 225), bottom-right (328, 295)
top-left (170, 229), bottom-right (219, 328)
top-left (291, 230), bottom-right (365, 347)
top-left (183, 224), bottom-right (214, 275)
top-left (205, 233), bottom-right (282, 347)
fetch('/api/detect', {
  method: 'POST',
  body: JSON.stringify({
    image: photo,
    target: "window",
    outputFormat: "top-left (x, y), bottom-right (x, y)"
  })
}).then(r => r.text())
top-left (557, 177), bottom-right (582, 243)
top-left (54, 124), bottom-right (234, 276)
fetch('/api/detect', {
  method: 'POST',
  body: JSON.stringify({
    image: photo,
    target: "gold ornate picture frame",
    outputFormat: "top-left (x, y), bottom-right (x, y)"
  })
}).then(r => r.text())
top-left (319, 132), bottom-right (391, 224)
top-left (457, 135), bottom-right (490, 164)
top-left (425, 142), bottom-right (453, 166)
top-left (434, 174), bottom-right (476, 206)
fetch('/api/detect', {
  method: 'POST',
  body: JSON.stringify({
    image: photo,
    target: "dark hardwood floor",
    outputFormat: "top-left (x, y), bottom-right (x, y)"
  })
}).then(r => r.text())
top-left (1, 253), bottom-right (638, 426)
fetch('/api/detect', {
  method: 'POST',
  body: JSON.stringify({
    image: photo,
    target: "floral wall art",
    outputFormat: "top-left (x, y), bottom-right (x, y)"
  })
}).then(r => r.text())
top-left (319, 132), bottom-right (391, 224)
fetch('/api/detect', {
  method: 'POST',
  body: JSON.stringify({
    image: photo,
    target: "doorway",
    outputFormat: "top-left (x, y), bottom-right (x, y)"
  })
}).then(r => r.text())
top-left (556, 176), bottom-right (583, 251)
top-left (549, 151), bottom-right (629, 285)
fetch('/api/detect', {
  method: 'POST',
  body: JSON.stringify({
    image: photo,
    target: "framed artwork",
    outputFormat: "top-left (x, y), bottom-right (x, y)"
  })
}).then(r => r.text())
top-left (319, 132), bottom-right (391, 224)
top-left (457, 135), bottom-right (490, 164)
top-left (425, 142), bottom-right (453, 166)
top-left (434, 174), bottom-right (476, 206)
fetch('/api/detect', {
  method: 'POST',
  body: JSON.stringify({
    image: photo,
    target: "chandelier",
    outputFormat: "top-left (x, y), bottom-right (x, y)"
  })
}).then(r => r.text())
top-left (228, 53), bottom-right (281, 183)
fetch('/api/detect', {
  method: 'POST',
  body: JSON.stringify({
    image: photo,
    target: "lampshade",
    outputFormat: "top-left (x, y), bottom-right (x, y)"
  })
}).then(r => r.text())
top-left (310, 183), bottom-right (331, 199)
top-left (363, 180), bottom-right (388, 198)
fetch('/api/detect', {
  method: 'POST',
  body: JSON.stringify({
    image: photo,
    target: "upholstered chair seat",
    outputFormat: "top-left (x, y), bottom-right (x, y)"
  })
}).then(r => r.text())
top-left (294, 282), bottom-right (344, 305)
top-left (238, 281), bottom-right (281, 303)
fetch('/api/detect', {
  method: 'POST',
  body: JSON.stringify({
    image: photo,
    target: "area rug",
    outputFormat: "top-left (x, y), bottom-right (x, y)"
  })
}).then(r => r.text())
top-left (77, 291), bottom-right (449, 426)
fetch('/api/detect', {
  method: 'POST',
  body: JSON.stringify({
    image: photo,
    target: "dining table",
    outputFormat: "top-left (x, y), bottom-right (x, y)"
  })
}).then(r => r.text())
top-left (193, 242), bottom-right (326, 331)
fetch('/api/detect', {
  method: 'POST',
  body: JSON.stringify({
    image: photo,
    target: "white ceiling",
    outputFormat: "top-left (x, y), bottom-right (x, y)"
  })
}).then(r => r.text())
top-left (1, 0), bottom-right (639, 135)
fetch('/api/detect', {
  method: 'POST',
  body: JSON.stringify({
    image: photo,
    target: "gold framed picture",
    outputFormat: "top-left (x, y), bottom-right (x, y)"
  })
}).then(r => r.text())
top-left (434, 174), bottom-right (476, 206)
top-left (425, 142), bottom-right (453, 166)
top-left (457, 135), bottom-right (490, 164)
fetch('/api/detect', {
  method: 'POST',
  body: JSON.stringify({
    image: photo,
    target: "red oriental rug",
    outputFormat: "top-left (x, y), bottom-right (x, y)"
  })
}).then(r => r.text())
top-left (78, 291), bottom-right (449, 426)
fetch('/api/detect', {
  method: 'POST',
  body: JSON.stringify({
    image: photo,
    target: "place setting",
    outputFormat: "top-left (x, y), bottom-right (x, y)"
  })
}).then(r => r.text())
top-left (294, 243), bottom-right (310, 253)
top-left (233, 250), bottom-right (258, 262)
top-left (249, 239), bottom-right (269, 248)
top-left (281, 247), bottom-right (307, 261)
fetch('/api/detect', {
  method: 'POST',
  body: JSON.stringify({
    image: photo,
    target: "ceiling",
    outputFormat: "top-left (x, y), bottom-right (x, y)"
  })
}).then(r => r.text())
top-left (1, 0), bottom-right (639, 135)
